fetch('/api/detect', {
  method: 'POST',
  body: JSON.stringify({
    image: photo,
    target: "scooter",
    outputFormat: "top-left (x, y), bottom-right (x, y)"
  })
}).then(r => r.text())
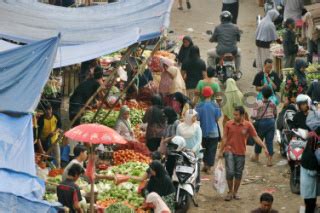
top-left (287, 128), bottom-right (308, 194)
top-left (167, 142), bottom-right (201, 213)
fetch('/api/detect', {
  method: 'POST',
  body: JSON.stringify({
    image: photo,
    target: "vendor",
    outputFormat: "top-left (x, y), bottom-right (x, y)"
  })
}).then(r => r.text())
top-left (114, 105), bottom-right (136, 142)
top-left (69, 67), bottom-right (105, 126)
top-left (285, 59), bottom-right (308, 95)
top-left (145, 161), bottom-right (176, 212)
top-left (57, 164), bottom-right (84, 213)
top-left (79, 59), bottom-right (99, 83)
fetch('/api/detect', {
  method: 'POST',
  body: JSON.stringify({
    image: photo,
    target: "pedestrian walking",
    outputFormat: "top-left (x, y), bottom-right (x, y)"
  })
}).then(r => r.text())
top-left (218, 106), bottom-right (268, 201)
top-left (222, 0), bottom-right (239, 24)
top-left (177, 36), bottom-right (194, 65)
top-left (196, 86), bottom-right (221, 174)
top-left (251, 87), bottom-right (277, 167)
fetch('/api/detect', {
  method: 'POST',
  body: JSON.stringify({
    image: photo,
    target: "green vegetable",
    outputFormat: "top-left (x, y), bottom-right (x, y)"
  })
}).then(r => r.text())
top-left (104, 202), bottom-right (134, 213)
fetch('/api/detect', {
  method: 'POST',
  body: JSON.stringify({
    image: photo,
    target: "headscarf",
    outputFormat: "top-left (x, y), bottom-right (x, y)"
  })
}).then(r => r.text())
top-left (222, 78), bottom-right (245, 119)
top-left (177, 36), bottom-right (194, 63)
top-left (146, 192), bottom-right (171, 213)
top-left (115, 105), bottom-right (132, 131)
top-left (294, 59), bottom-right (308, 88)
top-left (160, 57), bottom-right (175, 72)
top-left (163, 107), bottom-right (178, 125)
top-left (147, 161), bottom-right (175, 196)
top-left (256, 9), bottom-right (279, 42)
top-left (178, 109), bottom-right (198, 138)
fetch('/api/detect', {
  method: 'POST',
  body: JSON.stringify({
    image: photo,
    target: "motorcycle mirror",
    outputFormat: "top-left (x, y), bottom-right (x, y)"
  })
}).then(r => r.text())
top-left (206, 30), bottom-right (213, 35)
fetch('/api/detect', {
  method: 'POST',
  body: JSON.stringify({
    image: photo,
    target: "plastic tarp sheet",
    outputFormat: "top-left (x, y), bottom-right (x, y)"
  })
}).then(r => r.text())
top-left (0, 113), bottom-right (36, 175)
top-left (0, 36), bottom-right (60, 113)
top-left (0, 192), bottom-right (58, 213)
top-left (0, 0), bottom-right (174, 44)
top-left (0, 28), bottom-right (140, 68)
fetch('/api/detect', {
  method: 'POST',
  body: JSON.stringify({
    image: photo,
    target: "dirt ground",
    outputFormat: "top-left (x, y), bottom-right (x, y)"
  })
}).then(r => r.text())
top-left (170, 0), bottom-right (305, 212)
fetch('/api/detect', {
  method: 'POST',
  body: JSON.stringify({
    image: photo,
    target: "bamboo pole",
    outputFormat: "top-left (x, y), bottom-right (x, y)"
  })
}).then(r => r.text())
top-left (99, 36), bottom-right (166, 123)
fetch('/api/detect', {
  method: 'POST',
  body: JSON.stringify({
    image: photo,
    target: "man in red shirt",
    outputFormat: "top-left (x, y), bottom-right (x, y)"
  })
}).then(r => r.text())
top-left (219, 106), bottom-right (269, 201)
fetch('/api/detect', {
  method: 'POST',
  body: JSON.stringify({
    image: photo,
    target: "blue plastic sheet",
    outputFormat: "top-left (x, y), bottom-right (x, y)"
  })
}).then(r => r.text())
top-left (0, 36), bottom-right (60, 113)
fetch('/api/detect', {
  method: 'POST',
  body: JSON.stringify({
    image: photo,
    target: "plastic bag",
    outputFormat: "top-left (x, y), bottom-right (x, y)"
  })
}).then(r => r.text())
top-left (213, 160), bottom-right (227, 194)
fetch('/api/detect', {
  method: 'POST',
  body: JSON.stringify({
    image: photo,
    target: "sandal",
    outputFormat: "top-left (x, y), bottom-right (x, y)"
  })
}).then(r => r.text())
top-left (224, 193), bottom-right (233, 201)
top-left (186, 1), bottom-right (191, 9)
top-left (233, 194), bottom-right (241, 200)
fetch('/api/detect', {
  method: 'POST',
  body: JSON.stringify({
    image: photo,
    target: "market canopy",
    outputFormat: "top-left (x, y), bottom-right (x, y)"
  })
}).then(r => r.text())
top-left (0, 0), bottom-right (173, 67)
top-left (0, 36), bottom-right (59, 113)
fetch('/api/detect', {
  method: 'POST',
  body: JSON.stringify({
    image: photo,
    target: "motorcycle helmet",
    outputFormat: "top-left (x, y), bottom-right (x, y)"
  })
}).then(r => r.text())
top-left (220, 11), bottom-right (233, 23)
top-left (296, 94), bottom-right (311, 108)
top-left (170, 136), bottom-right (186, 152)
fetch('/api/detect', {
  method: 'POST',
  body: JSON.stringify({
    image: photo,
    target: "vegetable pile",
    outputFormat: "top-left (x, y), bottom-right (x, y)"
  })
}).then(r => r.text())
top-left (116, 142), bottom-right (150, 156)
top-left (103, 162), bottom-right (149, 178)
top-left (113, 150), bottom-right (151, 165)
top-left (104, 202), bottom-right (135, 213)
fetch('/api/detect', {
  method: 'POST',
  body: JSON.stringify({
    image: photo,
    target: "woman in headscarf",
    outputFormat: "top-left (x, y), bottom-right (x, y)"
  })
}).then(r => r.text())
top-left (146, 161), bottom-right (176, 212)
top-left (285, 59), bottom-right (308, 96)
top-left (255, 9), bottom-right (281, 72)
top-left (158, 58), bottom-right (175, 96)
top-left (181, 46), bottom-right (206, 102)
top-left (176, 109), bottom-right (203, 158)
top-left (145, 192), bottom-right (171, 213)
top-left (171, 92), bottom-right (193, 118)
top-left (143, 95), bottom-right (166, 151)
top-left (177, 36), bottom-right (194, 64)
top-left (222, 78), bottom-right (246, 127)
top-left (114, 105), bottom-right (135, 142)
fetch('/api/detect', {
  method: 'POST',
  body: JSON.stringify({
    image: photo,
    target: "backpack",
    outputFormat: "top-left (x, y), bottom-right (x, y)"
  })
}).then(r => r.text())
top-left (306, 107), bottom-right (320, 131)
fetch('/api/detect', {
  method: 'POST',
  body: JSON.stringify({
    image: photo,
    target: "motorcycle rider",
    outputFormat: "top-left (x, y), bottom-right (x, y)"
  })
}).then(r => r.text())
top-left (207, 11), bottom-right (241, 74)
top-left (292, 94), bottom-right (312, 131)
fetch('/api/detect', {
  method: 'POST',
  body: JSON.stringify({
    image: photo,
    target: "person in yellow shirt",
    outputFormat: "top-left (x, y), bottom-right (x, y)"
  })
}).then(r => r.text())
top-left (38, 103), bottom-right (62, 168)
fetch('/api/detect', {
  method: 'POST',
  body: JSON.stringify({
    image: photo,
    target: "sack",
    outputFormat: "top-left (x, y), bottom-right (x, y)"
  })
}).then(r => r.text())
top-left (306, 108), bottom-right (320, 131)
top-left (213, 160), bottom-right (227, 194)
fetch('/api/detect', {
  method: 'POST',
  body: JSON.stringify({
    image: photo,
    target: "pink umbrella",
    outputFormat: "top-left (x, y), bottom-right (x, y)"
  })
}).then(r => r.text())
top-left (64, 123), bottom-right (127, 213)
top-left (64, 123), bottom-right (127, 145)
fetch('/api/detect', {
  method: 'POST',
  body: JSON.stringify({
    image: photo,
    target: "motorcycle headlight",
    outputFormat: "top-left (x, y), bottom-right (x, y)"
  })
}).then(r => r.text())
top-left (176, 172), bottom-right (192, 183)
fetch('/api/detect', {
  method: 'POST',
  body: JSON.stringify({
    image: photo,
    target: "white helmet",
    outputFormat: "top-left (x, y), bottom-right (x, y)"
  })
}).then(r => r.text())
top-left (171, 136), bottom-right (186, 151)
top-left (296, 94), bottom-right (311, 108)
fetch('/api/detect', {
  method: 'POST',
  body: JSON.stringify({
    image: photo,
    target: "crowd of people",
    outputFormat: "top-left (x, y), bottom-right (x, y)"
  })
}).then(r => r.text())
top-left (32, 0), bottom-right (320, 212)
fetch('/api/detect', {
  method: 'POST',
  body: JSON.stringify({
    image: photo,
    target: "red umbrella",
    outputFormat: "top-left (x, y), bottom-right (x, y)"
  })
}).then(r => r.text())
top-left (64, 123), bottom-right (127, 145)
top-left (64, 123), bottom-right (127, 213)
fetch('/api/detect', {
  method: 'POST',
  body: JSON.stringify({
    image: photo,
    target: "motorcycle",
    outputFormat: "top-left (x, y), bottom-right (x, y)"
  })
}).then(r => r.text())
top-left (287, 128), bottom-right (308, 194)
top-left (167, 142), bottom-right (201, 213)
top-left (276, 108), bottom-right (296, 157)
top-left (214, 53), bottom-right (242, 83)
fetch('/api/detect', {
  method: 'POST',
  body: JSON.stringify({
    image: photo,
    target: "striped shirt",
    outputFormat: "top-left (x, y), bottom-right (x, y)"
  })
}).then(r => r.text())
top-left (253, 100), bottom-right (277, 119)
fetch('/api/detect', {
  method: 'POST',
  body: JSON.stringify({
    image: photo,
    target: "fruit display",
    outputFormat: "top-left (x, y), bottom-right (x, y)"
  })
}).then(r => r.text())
top-left (116, 142), bottom-right (150, 156)
top-left (306, 63), bottom-right (320, 73)
top-left (148, 50), bottom-right (176, 72)
top-left (48, 169), bottom-right (64, 177)
top-left (113, 150), bottom-right (151, 165)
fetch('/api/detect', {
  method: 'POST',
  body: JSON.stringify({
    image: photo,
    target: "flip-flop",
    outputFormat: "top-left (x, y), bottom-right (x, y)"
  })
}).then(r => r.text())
top-left (224, 194), bottom-right (233, 201)
top-left (187, 1), bottom-right (191, 9)
top-left (233, 195), bottom-right (241, 200)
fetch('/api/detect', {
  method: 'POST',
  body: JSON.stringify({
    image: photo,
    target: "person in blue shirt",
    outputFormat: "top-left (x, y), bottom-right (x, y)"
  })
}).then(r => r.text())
top-left (196, 86), bottom-right (222, 174)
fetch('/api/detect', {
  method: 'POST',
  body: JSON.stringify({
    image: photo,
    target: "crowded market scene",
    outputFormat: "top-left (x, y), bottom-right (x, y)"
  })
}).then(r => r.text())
top-left (0, 0), bottom-right (320, 212)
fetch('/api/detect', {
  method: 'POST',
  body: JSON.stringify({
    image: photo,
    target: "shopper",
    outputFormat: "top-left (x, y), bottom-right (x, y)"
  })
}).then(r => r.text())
top-left (171, 92), bottom-right (192, 117)
top-left (177, 36), bottom-right (194, 64)
top-left (251, 193), bottom-right (279, 213)
top-left (222, 78), bottom-right (246, 127)
top-left (285, 59), bottom-right (308, 95)
top-left (146, 161), bottom-right (176, 212)
top-left (177, 109), bottom-right (203, 158)
top-left (251, 87), bottom-right (277, 167)
top-left (158, 58), bottom-right (175, 97)
top-left (307, 80), bottom-right (320, 102)
top-left (182, 45), bottom-right (206, 103)
top-left (283, 0), bottom-right (304, 21)
top-left (218, 106), bottom-right (268, 201)
top-left (145, 192), bottom-right (171, 213)
top-left (195, 67), bottom-right (221, 102)
top-left (196, 86), bottom-right (221, 173)
top-left (38, 102), bottom-right (62, 168)
top-left (303, 12), bottom-right (320, 64)
top-left (143, 95), bottom-right (166, 152)
top-left (222, 0), bottom-right (239, 24)
top-left (253, 59), bottom-right (281, 106)
top-left (283, 18), bottom-right (298, 68)
top-left (255, 10), bottom-right (281, 72)
top-left (57, 164), bottom-right (84, 213)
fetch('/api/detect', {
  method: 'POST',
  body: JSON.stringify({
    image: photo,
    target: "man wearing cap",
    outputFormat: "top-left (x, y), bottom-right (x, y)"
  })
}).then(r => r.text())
top-left (196, 86), bottom-right (222, 174)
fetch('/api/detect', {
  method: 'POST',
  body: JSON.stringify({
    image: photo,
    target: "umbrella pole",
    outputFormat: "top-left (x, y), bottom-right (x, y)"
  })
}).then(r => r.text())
top-left (90, 146), bottom-right (94, 213)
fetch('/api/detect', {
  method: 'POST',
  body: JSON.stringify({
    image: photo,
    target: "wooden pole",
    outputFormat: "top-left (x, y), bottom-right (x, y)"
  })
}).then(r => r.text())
top-left (99, 36), bottom-right (166, 123)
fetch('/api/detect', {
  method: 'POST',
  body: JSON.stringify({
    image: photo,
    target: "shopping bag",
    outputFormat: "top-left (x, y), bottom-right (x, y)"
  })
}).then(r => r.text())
top-left (213, 159), bottom-right (227, 194)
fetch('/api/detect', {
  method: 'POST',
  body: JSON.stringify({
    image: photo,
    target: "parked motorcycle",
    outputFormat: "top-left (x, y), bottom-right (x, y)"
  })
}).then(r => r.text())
top-left (167, 137), bottom-right (201, 213)
top-left (287, 128), bottom-right (308, 194)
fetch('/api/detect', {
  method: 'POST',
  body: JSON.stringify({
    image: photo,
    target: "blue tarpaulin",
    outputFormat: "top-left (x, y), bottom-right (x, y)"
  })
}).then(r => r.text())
top-left (0, 36), bottom-right (60, 113)
top-left (0, 113), bottom-right (36, 175)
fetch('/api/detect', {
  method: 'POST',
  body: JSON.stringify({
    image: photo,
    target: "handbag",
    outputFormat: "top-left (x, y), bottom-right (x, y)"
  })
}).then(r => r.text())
top-left (247, 101), bottom-right (270, 146)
